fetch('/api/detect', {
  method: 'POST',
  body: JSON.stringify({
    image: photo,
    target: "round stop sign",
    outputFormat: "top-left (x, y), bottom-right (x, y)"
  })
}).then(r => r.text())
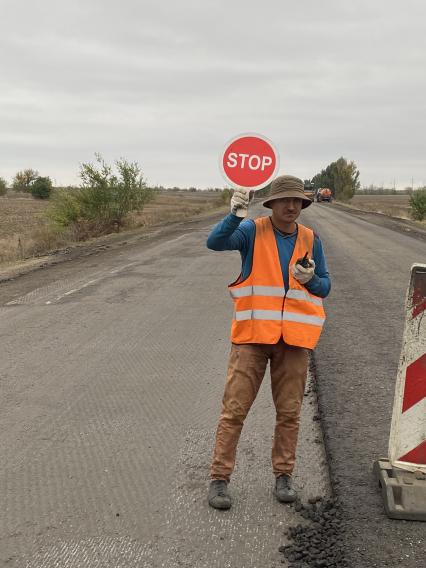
top-left (220, 133), bottom-right (279, 190)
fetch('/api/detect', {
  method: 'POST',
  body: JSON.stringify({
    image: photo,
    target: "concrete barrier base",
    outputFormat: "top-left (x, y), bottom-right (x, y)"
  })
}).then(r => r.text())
top-left (373, 459), bottom-right (426, 521)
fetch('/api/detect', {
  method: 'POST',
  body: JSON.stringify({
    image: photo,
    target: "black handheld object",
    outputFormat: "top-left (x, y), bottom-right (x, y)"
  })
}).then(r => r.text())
top-left (296, 251), bottom-right (311, 268)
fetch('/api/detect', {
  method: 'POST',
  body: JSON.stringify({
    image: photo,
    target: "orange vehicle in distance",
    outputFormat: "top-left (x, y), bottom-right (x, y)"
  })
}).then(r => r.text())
top-left (315, 188), bottom-right (333, 203)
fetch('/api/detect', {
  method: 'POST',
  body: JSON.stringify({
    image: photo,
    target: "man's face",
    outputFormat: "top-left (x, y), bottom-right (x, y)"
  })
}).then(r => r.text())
top-left (271, 197), bottom-right (303, 223)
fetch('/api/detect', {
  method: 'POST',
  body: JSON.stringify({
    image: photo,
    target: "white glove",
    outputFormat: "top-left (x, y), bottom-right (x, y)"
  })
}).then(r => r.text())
top-left (291, 259), bottom-right (316, 284)
top-left (230, 188), bottom-right (250, 218)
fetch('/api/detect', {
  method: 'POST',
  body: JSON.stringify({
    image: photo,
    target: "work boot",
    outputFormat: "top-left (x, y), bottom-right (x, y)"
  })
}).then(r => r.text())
top-left (208, 480), bottom-right (232, 510)
top-left (275, 474), bottom-right (297, 503)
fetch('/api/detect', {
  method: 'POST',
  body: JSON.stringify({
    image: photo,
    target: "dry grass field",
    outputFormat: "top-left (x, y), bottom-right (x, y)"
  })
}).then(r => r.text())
top-left (349, 194), bottom-right (411, 219)
top-left (0, 190), bottom-right (225, 266)
top-left (3, 191), bottom-right (421, 267)
top-left (0, 192), bottom-right (52, 264)
top-left (130, 191), bottom-right (225, 226)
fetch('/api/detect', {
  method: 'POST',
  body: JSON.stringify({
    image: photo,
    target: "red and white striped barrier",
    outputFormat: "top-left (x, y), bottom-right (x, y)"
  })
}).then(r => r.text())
top-left (389, 263), bottom-right (426, 473)
top-left (374, 264), bottom-right (426, 520)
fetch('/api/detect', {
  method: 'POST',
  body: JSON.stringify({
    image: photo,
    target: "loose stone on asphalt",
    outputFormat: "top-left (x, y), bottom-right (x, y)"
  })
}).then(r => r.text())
top-left (279, 497), bottom-right (347, 568)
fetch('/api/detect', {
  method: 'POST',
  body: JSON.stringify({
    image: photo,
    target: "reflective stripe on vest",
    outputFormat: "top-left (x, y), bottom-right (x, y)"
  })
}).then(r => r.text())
top-left (234, 309), bottom-right (325, 326)
top-left (228, 217), bottom-right (326, 349)
top-left (285, 288), bottom-right (324, 307)
top-left (230, 285), bottom-right (286, 298)
top-left (282, 312), bottom-right (325, 326)
top-left (235, 309), bottom-right (283, 321)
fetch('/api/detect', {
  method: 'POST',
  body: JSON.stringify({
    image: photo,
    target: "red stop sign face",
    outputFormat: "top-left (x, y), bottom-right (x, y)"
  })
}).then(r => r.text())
top-left (221, 133), bottom-right (279, 190)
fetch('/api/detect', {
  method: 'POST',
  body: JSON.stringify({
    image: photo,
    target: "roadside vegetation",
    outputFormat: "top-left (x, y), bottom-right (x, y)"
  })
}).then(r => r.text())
top-left (347, 188), bottom-right (426, 223)
top-left (0, 156), bottom-right (230, 266)
top-left (0, 177), bottom-right (7, 196)
top-left (47, 155), bottom-right (155, 238)
top-left (409, 189), bottom-right (426, 221)
top-left (31, 177), bottom-right (53, 200)
top-left (2, 153), bottom-right (422, 266)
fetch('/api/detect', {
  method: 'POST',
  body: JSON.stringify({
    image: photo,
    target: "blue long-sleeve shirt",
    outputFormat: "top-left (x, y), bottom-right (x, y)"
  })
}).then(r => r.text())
top-left (207, 213), bottom-right (331, 298)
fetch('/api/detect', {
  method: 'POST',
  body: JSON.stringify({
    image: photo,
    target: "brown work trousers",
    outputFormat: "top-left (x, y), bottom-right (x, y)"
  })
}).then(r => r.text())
top-left (211, 340), bottom-right (309, 481)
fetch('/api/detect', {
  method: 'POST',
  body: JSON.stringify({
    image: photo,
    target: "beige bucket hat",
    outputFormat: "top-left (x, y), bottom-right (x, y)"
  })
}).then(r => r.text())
top-left (262, 175), bottom-right (312, 209)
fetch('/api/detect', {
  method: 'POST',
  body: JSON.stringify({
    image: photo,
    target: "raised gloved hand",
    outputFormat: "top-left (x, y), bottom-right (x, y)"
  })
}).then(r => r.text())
top-left (291, 259), bottom-right (315, 284)
top-left (230, 188), bottom-right (250, 218)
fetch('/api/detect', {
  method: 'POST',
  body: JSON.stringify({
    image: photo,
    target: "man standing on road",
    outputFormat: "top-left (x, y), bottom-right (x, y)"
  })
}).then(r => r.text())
top-left (206, 175), bottom-right (331, 510)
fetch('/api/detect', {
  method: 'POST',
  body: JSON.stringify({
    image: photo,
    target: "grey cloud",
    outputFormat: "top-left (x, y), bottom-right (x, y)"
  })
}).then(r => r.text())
top-left (0, 0), bottom-right (425, 188)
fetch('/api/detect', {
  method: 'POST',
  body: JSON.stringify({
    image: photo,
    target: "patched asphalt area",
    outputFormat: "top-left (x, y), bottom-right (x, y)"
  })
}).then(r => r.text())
top-left (306, 204), bottom-right (425, 568)
top-left (275, 359), bottom-right (348, 568)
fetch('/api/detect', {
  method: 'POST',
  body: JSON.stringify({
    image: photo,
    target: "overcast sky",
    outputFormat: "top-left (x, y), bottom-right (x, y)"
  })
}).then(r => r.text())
top-left (1, 0), bottom-right (425, 189)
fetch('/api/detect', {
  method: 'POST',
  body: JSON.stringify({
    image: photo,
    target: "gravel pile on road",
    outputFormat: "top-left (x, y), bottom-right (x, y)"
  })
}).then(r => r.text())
top-left (279, 497), bottom-right (347, 567)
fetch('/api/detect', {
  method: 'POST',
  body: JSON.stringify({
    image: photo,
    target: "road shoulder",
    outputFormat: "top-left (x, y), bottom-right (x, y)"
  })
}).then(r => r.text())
top-left (328, 201), bottom-right (426, 243)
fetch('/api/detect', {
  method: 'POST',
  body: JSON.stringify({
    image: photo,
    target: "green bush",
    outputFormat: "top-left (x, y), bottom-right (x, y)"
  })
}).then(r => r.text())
top-left (78, 155), bottom-right (154, 226)
top-left (220, 187), bottom-right (232, 204)
top-left (47, 187), bottom-right (81, 228)
top-left (0, 177), bottom-right (7, 196)
top-left (47, 155), bottom-right (154, 236)
top-left (409, 188), bottom-right (426, 221)
top-left (31, 176), bottom-right (52, 199)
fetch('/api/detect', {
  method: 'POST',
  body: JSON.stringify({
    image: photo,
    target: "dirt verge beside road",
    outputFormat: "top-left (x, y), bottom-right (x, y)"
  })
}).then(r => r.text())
top-left (0, 206), bottom-right (230, 306)
top-left (0, 205), bottom-right (228, 286)
top-left (328, 201), bottom-right (426, 243)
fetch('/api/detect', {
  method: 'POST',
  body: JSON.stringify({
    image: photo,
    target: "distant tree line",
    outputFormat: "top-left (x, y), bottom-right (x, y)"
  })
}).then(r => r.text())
top-left (3, 156), bottom-right (424, 222)
top-left (149, 185), bottom-right (227, 192)
top-left (0, 169), bottom-right (53, 199)
top-left (310, 157), bottom-right (360, 202)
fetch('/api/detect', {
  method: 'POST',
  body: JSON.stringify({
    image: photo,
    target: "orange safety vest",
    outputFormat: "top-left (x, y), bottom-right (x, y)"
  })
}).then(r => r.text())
top-left (228, 216), bottom-right (326, 349)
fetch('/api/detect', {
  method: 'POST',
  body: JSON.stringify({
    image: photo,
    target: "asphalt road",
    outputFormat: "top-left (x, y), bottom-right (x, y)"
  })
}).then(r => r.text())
top-left (0, 211), bottom-right (330, 568)
top-left (0, 203), bottom-right (425, 567)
